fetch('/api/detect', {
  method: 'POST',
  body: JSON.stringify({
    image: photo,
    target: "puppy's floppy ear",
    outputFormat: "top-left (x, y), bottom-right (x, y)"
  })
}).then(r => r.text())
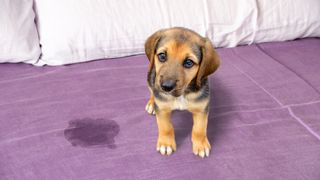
top-left (145, 30), bottom-right (162, 72)
top-left (196, 38), bottom-right (220, 87)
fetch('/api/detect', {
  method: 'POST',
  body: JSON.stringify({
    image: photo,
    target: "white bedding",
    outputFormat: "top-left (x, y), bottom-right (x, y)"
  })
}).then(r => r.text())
top-left (255, 0), bottom-right (320, 43)
top-left (8, 0), bottom-right (320, 65)
top-left (0, 0), bottom-right (41, 64)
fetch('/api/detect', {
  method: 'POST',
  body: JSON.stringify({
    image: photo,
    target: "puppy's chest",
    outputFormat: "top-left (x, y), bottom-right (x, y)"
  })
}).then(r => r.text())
top-left (172, 96), bottom-right (188, 110)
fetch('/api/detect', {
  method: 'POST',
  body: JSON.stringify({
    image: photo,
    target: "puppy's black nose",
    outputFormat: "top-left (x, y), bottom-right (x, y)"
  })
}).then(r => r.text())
top-left (161, 80), bottom-right (176, 92)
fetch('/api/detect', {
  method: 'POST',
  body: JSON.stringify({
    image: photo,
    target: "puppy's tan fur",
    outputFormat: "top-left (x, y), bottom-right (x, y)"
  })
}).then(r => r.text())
top-left (145, 27), bottom-right (220, 158)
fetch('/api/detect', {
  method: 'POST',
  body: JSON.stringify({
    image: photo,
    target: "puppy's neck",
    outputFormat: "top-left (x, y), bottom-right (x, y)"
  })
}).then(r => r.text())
top-left (172, 95), bottom-right (188, 110)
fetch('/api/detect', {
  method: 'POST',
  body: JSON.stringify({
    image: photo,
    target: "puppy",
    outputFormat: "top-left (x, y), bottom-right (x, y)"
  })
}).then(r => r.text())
top-left (145, 27), bottom-right (220, 158)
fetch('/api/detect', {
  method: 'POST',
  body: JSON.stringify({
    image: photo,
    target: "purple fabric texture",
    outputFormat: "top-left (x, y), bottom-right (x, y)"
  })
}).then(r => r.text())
top-left (1, 38), bottom-right (320, 180)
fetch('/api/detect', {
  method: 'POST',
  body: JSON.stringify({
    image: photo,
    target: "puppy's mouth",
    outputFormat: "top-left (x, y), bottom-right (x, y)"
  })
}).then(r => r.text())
top-left (162, 90), bottom-right (181, 97)
top-left (170, 90), bottom-right (182, 97)
top-left (155, 78), bottom-right (184, 97)
top-left (156, 85), bottom-right (183, 97)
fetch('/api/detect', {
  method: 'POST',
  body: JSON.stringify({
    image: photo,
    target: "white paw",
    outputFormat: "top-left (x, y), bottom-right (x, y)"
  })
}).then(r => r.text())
top-left (145, 102), bottom-right (156, 115)
top-left (192, 137), bottom-right (211, 158)
top-left (193, 147), bottom-right (210, 158)
top-left (157, 145), bottom-right (174, 156)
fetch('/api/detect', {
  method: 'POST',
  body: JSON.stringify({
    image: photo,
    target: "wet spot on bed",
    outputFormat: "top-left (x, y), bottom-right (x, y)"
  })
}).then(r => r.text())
top-left (64, 118), bottom-right (120, 149)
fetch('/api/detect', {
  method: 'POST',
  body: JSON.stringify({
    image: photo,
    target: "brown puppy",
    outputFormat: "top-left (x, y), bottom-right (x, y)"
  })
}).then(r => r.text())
top-left (145, 27), bottom-right (220, 158)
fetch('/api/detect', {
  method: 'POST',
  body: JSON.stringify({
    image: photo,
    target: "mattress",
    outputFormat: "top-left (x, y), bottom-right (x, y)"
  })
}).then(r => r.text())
top-left (0, 38), bottom-right (319, 179)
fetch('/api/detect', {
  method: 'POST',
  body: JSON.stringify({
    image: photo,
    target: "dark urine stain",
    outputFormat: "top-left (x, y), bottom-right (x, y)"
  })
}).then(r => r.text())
top-left (64, 118), bottom-right (120, 149)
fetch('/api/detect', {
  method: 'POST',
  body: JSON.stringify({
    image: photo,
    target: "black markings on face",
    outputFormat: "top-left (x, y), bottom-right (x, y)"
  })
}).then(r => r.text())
top-left (186, 78), bottom-right (208, 93)
top-left (153, 88), bottom-right (166, 101)
top-left (176, 33), bottom-right (188, 43)
top-left (190, 44), bottom-right (202, 62)
top-left (185, 78), bottom-right (210, 102)
top-left (156, 37), bottom-right (170, 52)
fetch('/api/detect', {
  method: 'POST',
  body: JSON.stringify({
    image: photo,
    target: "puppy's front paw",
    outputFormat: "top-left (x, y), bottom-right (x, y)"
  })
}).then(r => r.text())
top-left (145, 99), bottom-right (156, 115)
top-left (157, 135), bottom-right (176, 156)
top-left (192, 136), bottom-right (211, 158)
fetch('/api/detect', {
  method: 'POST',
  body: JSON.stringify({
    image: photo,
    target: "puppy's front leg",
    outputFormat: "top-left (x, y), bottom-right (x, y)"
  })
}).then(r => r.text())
top-left (191, 111), bottom-right (211, 158)
top-left (156, 109), bottom-right (176, 155)
top-left (145, 93), bottom-right (156, 115)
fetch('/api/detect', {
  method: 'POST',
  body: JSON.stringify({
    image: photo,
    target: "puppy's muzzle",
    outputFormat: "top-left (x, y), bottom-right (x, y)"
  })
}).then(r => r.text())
top-left (160, 79), bottom-right (176, 92)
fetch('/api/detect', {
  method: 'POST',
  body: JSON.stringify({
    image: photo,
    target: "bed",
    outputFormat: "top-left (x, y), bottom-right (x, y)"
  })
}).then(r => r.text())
top-left (1, 38), bottom-right (319, 179)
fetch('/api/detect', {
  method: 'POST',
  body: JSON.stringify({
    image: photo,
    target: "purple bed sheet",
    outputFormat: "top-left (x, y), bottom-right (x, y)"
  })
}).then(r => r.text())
top-left (1, 38), bottom-right (320, 180)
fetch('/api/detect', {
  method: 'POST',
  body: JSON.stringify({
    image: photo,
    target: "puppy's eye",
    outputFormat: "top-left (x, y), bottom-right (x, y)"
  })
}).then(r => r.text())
top-left (183, 59), bottom-right (194, 68)
top-left (157, 53), bottom-right (167, 62)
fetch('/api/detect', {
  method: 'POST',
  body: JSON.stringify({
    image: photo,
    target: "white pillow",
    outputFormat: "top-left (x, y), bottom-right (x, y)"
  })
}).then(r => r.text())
top-left (34, 0), bottom-right (320, 66)
top-left (0, 0), bottom-right (40, 64)
top-left (254, 0), bottom-right (320, 43)
top-left (34, 0), bottom-right (256, 65)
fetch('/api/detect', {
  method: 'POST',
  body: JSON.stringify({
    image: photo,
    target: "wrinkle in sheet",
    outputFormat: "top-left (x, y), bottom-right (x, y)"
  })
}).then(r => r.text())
top-left (84, 65), bottom-right (147, 73)
top-left (231, 48), bottom-right (320, 141)
top-left (228, 52), bottom-right (284, 107)
top-left (0, 128), bottom-right (63, 145)
top-left (0, 69), bottom-right (61, 84)
top-left (287, 107), bottom-right (320, 141)
top-left (256, 44), bottom-right (320, 95)
top-left (213, 106), bottom-right (285, 119)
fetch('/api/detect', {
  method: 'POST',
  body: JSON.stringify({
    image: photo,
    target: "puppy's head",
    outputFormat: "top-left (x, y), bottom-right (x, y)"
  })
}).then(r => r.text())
top-left (145, 27), bottom-right (220, 97)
